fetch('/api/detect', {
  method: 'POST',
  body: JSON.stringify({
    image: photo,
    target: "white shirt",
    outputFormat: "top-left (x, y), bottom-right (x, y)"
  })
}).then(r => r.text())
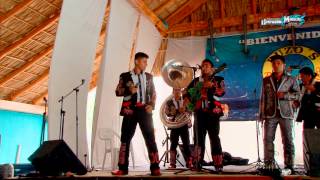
top-left (130, 71), bottom-right (147, 104)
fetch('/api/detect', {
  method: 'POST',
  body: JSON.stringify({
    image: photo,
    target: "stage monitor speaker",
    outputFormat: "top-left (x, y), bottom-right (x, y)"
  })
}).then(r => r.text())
top-left (28, 140), bottom-right (87, 176)
top-left (304, 129), bottom-right (320, 177)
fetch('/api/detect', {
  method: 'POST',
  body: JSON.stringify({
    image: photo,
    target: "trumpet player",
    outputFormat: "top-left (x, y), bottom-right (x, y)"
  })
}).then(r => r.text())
top-left (165, 88), bottom-right (193, 169)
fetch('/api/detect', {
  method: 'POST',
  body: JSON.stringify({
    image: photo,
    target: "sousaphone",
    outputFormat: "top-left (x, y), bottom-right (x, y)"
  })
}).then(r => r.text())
top-left (160, 60), bottom-right (193, 129)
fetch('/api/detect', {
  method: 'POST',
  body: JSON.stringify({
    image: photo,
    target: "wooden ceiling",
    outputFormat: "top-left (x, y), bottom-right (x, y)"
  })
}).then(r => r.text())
top-left (1, 0), bottom-right (320, 106)
top-left (137, 0), bottom-right (320, 37)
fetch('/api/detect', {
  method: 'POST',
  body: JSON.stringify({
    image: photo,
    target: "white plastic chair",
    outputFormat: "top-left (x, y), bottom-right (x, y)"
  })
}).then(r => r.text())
top-left (99, 128), bottom-right (135, 170)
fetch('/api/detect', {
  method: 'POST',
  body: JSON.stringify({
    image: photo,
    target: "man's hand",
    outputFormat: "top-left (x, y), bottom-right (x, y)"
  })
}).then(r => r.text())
top-left (129, 85), bottom-right (138, 94)
top-left (212, 107), bottom-right (222, 114)
top-left (145, 105), bottom-right (153, 113)
top-left (277, 92), bottom-right (285, 99)
top-left (215, 88), bottom-right (224, 96)
top-left (203, 81), bottom-right (214, 88)
top-left (187, 120), bottom-right (192, 128)
top-left (305, 84), bottom-right (316, 92)
top-left (293, 100), bottom-right (300, 108)
top-left (178, 107), bottom-right (186, 113)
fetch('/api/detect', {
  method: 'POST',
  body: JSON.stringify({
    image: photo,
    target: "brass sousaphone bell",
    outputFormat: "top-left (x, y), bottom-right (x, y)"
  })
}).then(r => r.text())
top-left (161, 60), bottom-right (194, 89)
top-left (160, 60), bottom-right (193, 129)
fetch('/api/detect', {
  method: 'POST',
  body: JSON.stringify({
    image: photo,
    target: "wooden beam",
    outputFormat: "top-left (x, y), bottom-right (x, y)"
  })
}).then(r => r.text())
top-left (169, 5), bottom-right (320, 33)
top-left (219, 0), bottom-right (226, 32)
top-left (0, 0), bottom-right (33, 23)
top-left (129, 14), bottom-right (141, 70)
top-left (6, 69), bottom-right (50, 101)
top-left (165, 0), bottom-right (207, 27)
top-left (0, 12), bottom-right (60, 59)
top-left (287, 0), bottom-right (293, 9)
top-left (251, 0), bottom-right (258, 30)
top-left (128, 0), bottom-right (168, 37)
top-left (153, 0), bottom-right (175, 14)
top-left (89, 72), bottom-right (99, 90)
top-left (312, 0), bottom-right (317, 5)
top-left (0, 46), bottom-right (52, 86)
top-left (32, 91), bottom-right (48, 105)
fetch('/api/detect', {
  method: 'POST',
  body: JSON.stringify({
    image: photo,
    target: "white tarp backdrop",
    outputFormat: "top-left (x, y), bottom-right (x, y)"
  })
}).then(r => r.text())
top-left (164, 37), bottom-right (303, 165)
top-left (166, 37), bottom-right (207, 67)
top-left (91, 0), bottom-right (161, 169)
top-left (48, 0), bottom-right (107, 165)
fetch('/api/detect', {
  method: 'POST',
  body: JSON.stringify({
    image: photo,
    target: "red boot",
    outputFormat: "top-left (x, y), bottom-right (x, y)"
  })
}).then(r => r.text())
top-left (111, 169), bottom-right (128, 175)
top-left (212, 154), bottom-right (223, 173)
top-left (186, 157), bottom-right (194, 169)
top-left (151, 168), bottom-right (161, 176)
top-left (169, 151), bottom-right (177, 169)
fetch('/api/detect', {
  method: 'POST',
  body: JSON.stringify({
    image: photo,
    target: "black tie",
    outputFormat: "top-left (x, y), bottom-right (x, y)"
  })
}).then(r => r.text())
top-left (138, 74), bottom-right (143, 103)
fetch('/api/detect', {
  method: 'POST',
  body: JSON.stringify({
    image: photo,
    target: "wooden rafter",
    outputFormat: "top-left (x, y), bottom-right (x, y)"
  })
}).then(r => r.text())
top-left (219, 0), bottom-right (226, 32)
top-left (0, 12), bottom-right (60, 59)
top-left (153, 0), bottom-right (175, 14)
top-left (251, 0), bottom-right (258, 30)
top-left (0, 0), bottom-right (33, 23)
top-left (0, 46), bottom-right (52, 86)
top-left (287, 0), bottom-right (293, 8)
top-left (32, 91), bottom-right (48, 104)
top-left (165, 0), bottom-right (207, 27)
top-left (169, 4), bottom-right (320, 33)
top-left (4, 1), bottom-right (110, 104)
top-left (6, 69), bottom-right (50, 101)
top-left (129, 14), bottom-right (141, 70)
top-left (129, 0), bottom-right (168, 37)
top-left (151, 38), bottom-right (168, 76)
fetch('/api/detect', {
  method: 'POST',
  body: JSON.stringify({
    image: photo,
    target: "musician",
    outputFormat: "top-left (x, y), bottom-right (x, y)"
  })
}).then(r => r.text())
top-left (296, 67), bottom-right (320, 129)
top-left (259, 55), bottom-right (300, 173)
top-left (112, 52), bottom-right (160, 176)
top-left (165, 88), bottom-right (193, 169)
top-left (186, 59), bottom-right (225, 172)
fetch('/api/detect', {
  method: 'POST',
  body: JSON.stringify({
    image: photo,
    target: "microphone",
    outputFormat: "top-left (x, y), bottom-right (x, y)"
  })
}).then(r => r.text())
top-left (43, 97), bottom-right (47, 102)
top-left (81, 79), bottom-right (85, 85)
top-left (289, 65), bottom-right (300, 69)
top-left (173, 64), bottom-right (200, 70)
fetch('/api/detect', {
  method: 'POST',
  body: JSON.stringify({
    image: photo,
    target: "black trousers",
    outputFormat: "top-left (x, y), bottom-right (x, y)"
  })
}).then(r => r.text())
top-left (303, 118), bottom-right (320, 129)
top-left (170, 125), bottom-right (191, 158)
top-left (118, 108), bottom-right (159, 171)
top-left (193, 111), bottom-right (222, 163)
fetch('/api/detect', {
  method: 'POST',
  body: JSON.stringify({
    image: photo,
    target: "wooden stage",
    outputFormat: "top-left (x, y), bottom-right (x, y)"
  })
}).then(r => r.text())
top-left (7, 164), bottom-right (319, 180)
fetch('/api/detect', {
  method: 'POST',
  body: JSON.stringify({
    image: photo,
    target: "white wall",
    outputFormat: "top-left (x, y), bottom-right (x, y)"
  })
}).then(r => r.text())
top-left (91, 0), bottom-right (163, 169)
top-left (48, 0), bottom-right (107, 164)
top-left (91, 0), bottom-right (140, 169)
top-left (0, 100), bottom-right (43, 115)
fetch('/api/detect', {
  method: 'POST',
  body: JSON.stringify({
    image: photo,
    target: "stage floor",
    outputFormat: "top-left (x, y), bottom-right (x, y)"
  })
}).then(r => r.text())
top-left (8, 164), bottom-right (319, 180)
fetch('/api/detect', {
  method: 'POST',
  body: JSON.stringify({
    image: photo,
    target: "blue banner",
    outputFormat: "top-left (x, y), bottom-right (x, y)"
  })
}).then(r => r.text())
top-left (206, 26), bottom-right (320, 120)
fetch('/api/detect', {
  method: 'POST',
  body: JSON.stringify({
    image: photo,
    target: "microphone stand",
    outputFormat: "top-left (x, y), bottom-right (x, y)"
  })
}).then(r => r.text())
top-left (175, 65), bottom-right (200, 72)
top-left (180, 65), bottom-right (204, 171)
top-left (239, 89), bottom-right (264, 174)
top-left (58, 79), bottom-right (85, 157)
top-left (40, 98), bottom-right (48, 145)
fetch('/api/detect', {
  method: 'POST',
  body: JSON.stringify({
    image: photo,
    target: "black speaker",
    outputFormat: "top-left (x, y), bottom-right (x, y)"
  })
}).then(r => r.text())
top-left (304, 129), bottom-right (320, 177)
top-left (28, 140), bottom-right (87, 176)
